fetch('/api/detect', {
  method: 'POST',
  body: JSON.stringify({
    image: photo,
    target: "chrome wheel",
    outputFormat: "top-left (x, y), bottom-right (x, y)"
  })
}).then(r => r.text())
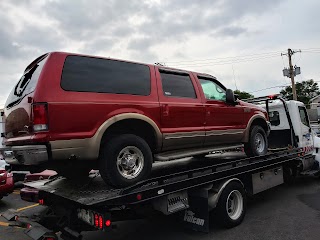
top-left (226, 190), bottom-right (243, 220)
top-left (255, 133), bottom-right (265, 154)
top-left (117, 146), bottom-right (144, 179)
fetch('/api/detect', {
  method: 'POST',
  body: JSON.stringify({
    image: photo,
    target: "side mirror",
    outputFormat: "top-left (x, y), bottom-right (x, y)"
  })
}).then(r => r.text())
top-left (226, 89), bottom-right (235, 104)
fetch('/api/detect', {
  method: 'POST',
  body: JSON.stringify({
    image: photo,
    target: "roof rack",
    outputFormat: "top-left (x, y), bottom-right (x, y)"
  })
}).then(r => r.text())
top-left (243, 94), bottom-right (282, 104)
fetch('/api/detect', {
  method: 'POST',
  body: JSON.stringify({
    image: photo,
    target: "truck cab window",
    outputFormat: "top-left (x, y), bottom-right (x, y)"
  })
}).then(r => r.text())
top-left (199, 79), bottom-right (226, 101)
top-left (269, 111), bottom-right (280, 126)
top-left (298, 106), bottom-right (310, 127)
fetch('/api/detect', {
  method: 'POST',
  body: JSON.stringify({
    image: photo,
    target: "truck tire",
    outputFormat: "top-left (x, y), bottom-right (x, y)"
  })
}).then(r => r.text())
top-left (244, 125), bottom-right (268, 157)
top-left (99, 134), bottom-right (152, 187)
top-left (215, 181), bottom-right (246, 228)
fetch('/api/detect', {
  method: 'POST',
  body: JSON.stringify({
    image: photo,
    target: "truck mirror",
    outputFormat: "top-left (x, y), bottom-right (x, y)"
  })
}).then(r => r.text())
top-left (226, 89), bottom-right (235, 104)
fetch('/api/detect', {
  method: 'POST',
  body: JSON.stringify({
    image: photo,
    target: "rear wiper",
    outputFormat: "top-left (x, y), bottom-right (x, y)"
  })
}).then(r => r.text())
top-left (14, 64), bottom-right (39, 97)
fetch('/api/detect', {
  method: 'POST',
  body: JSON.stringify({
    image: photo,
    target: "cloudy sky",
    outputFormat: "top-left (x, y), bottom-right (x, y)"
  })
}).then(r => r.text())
top-left (1, 0), bottom-right (320, 108)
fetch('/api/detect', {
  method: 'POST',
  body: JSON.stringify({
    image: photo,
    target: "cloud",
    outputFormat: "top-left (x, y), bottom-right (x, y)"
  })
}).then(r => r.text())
top-left (0, 0), bottom-right (320, 105)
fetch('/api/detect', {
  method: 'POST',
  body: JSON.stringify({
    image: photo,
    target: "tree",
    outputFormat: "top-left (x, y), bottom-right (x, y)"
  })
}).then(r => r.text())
top-left (234, 90), bottom-right (254, 100)
top-left (280, 79), bottom-right (320, 105)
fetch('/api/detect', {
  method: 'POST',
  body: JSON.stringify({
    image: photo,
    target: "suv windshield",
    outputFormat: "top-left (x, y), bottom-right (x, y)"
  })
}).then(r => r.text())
top-left (6, 54), bottom-right (48, 108)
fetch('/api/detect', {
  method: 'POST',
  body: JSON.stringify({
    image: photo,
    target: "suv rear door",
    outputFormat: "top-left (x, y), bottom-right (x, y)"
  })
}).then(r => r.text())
top-left (4, 54), bottom-right (48, 140)
top-left (155, 68), bottom-right (205, 151)
top-left (197, 76), bottom-right (246, 146)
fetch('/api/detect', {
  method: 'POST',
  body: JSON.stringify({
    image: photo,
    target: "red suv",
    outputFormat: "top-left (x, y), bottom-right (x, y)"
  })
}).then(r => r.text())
top-left (3, 52), bottom-right (270, 187)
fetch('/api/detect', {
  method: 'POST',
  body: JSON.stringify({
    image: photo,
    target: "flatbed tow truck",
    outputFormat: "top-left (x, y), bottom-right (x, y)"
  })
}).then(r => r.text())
top-left (2, 95), bottom-right (320, 240)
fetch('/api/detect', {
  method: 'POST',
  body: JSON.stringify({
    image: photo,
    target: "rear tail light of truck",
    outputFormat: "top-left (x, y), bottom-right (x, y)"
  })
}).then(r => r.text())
top-left (78, 209), bottom-right (111, 230)
top-left (32, 103), bottom-right (49, 132)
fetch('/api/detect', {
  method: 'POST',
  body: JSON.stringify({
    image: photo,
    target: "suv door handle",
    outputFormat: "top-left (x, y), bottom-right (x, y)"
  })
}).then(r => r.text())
top-left (162, 104), bottom-right (169, 117)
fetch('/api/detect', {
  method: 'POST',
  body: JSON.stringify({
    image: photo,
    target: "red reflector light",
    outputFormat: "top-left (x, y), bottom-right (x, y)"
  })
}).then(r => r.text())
top-left (32, 104), bottom-right (48, 131)
top-left (136, 194), bottom-right (142, 201)
top-left (105, 220), bottom-right (111, 227)
top-left (39, 199), bottom-right (44, 205)
top-left (94, 214), bottom-right (99, 227)
top-left (99, 215), bottom-right (103, 229)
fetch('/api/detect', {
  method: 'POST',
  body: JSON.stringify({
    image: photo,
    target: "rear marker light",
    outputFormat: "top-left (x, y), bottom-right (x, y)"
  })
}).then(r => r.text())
top-left (136, 194), bottom-right (142, 201)
top-left (39, 199), bottom-right (44, 205)
top-left (105, 220), bottom-right (111, 227)
top-left (99, 215), bottom-right (103, 229)
top-left (94, 214), bottom-right (99, 227)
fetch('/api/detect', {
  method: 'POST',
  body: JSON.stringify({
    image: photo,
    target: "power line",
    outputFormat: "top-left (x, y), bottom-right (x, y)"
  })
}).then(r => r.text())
top-left (169, 54), bottom-right (280, 68)
top-left (164, 51), bottom-right (282, 64)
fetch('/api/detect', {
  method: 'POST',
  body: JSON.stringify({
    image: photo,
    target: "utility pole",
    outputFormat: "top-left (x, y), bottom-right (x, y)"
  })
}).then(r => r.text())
top-left (288, 49), bottom-right (297, 100)
top-left (282, 48), bottom-right (301, 101)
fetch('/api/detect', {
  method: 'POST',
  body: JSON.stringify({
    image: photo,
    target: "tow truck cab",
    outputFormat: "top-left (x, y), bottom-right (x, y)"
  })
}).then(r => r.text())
top-left (246, 95), bottom-right (320, 174)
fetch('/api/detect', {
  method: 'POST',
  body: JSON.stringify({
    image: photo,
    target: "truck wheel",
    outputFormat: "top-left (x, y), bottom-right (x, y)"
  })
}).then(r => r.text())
top-left (99, 134), bottom-right (152, 187)
top-left (244, 125), bottom-right (268, 157)
top-left (215, 181), bottom-right (246, 228)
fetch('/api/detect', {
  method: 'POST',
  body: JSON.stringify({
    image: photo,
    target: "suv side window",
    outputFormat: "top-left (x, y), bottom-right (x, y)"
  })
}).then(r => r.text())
top-left (298, 106), bottom-right (310, 127)
top-left (199, 78), bottom-right (226, 101)
top-left (159, 70), bottom-right (196, 98)
top-left (61, 56), bottom-right (151, 96)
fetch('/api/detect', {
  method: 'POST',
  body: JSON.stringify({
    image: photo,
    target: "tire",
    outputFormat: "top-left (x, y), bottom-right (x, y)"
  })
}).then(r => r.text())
top-left (244, 125), bottom-right (268, 157)
top-left (215, 181), bottom-right (247, 228)
top-left (99, 134), bottom-right (152, 187)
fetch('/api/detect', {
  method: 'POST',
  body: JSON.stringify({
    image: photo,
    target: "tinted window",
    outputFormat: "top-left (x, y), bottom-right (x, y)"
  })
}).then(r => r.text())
top-left (269, 111), bottom-right (280, 126)
top-left (61, 56), bottom-right (151, 96)
top-left (160, 71), bottom-right (196, 98)
top-left (199, 78), bottom-right (226, 101)
top-left (299, 106), bottom-right (310, 127)
top-left (6, 55), bottom-right (48, 108)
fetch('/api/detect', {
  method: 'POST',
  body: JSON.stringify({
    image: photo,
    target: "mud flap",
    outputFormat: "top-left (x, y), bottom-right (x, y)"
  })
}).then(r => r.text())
top-left (182, 188), bottom-right (209, 233)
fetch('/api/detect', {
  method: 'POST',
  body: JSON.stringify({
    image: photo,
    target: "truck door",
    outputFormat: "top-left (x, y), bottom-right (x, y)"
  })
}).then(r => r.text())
top-left (197, 77), bottom-right (245, 146)
top-left (298, 106), bottom-right (313, 151)
top-left (155, 68), bottom-right (206, 151)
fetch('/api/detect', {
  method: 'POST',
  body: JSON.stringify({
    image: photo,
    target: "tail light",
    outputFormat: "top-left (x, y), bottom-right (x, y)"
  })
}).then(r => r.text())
top-left (32, 103), bottom-right (49, 131)
top-left (92, 212), bottom-right (111, 230)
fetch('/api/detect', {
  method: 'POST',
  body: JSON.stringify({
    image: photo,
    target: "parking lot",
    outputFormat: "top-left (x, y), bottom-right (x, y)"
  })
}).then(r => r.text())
top-left (1, 175), bottom-right (320, 240)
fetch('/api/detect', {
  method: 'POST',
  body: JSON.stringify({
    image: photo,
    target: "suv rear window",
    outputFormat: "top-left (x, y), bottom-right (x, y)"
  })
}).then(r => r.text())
top-left (160, 70), bottom-right (196, 98)
top-left (61, 56), bottom-right (151, 96)
top-left (6, 54), bottom-right (48, 108)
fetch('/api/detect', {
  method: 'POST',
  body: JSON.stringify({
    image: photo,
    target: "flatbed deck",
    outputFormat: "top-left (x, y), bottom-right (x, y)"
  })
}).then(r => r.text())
top-left (26, 150), bottom-right (301, 207)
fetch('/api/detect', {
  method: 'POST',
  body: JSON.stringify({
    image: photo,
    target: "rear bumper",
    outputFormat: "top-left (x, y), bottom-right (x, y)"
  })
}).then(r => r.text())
top-left (5, 145), bottom-right (48, 166)
top-left (5, 138), bottom-right (99, 166)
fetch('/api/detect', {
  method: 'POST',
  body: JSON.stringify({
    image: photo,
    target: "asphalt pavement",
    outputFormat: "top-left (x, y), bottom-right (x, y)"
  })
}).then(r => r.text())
top-left (1, 156), bottom-right (320, 240)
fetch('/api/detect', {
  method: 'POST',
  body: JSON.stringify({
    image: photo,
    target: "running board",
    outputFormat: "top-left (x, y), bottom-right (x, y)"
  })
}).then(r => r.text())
top-left (154, 144), bottom-right (244, 161)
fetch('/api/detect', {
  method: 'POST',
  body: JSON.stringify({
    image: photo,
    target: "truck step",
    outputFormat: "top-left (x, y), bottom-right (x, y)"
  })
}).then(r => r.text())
top-left (154, 144), bottom-right (244, 161)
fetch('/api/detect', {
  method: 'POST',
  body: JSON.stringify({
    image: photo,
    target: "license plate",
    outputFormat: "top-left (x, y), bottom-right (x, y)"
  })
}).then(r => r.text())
top-left (77, 209), bottom-right (93, 225)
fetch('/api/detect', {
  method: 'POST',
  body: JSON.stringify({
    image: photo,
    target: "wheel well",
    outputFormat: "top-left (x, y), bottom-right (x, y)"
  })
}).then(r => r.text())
top-left (251, 118), bottom-right (268, 134)
top-left (100, 119), bottom-right (157, 153)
